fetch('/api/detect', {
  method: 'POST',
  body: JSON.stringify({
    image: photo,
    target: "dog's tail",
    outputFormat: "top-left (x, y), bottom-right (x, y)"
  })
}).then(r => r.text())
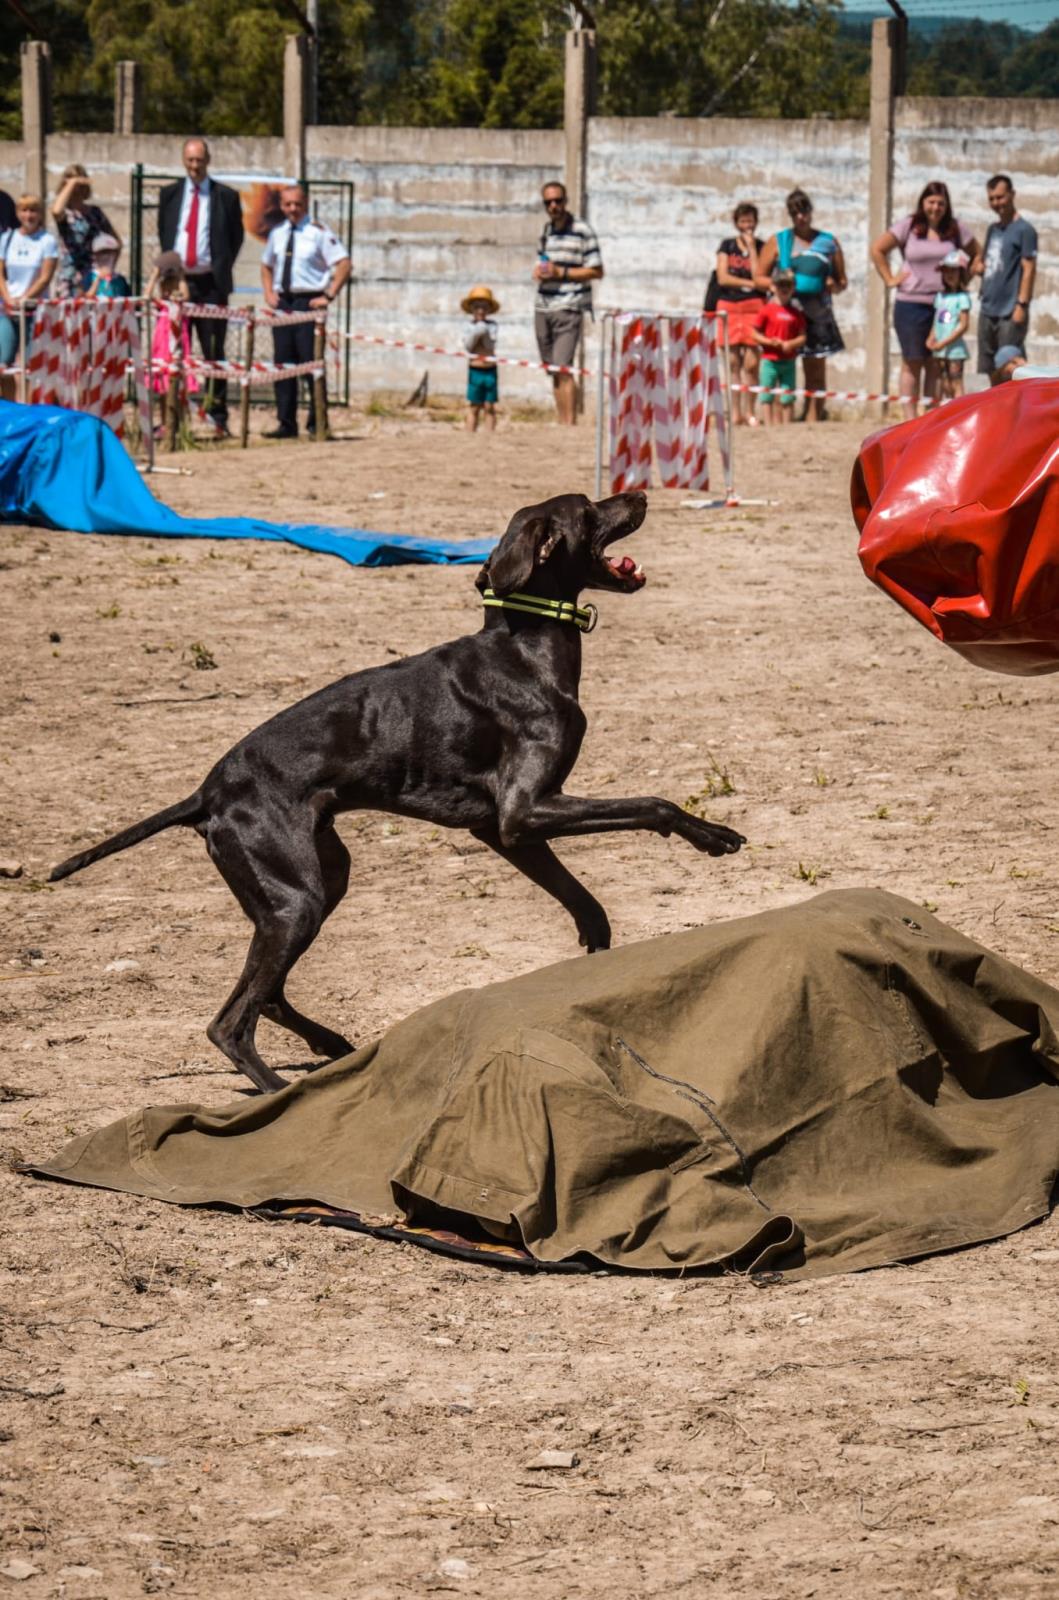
top-left (49, 792), bottom-right (206, 883)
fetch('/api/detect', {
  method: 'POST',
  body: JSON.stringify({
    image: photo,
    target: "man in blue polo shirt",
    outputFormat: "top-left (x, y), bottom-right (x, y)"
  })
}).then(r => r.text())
top-left (974, 174), bottom-right (1037, 386)
top-left (533, 180), bottom-right (603, 426)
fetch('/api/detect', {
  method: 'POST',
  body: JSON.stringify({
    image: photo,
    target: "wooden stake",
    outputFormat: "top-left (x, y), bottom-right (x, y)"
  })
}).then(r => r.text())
top-left (313, 318), bottom-right (328, 441)
top-left (240, 310), bottom-right (255, 449)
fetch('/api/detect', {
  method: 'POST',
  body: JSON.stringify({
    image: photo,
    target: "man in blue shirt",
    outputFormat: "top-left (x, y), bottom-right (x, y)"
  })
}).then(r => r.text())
top-left (974, 174), bottom-right (1037, 386)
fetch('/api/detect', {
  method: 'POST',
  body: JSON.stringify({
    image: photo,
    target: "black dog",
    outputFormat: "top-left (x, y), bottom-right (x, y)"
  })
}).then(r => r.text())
top-left (50, 492), bottom-right (744, 1092)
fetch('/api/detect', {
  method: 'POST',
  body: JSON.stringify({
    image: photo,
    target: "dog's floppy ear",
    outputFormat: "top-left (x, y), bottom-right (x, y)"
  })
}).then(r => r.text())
top-left (485, 512), bottom-right (560, 597)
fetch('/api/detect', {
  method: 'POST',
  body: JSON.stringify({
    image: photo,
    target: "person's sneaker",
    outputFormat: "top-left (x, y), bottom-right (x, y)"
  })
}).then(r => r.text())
top-left (207, 417), bottom-right (232, 439)
top-left (263, 425), bottom-right (298, 440)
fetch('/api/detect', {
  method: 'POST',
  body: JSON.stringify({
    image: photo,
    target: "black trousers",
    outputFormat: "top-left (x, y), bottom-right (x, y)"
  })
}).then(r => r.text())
top-left (273, 292), bottom-right (320, 432)
top-left (185, 271), bottom-right (230, 424)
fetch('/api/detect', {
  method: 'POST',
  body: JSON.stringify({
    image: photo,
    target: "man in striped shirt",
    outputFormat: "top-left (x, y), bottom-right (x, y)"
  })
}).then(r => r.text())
top-left (534, 180), bottom-right (604, 425)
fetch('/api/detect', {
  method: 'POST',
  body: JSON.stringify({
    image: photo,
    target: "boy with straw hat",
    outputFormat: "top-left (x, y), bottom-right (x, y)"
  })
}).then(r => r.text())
top-left (462, 284), bottom-right (500, 432)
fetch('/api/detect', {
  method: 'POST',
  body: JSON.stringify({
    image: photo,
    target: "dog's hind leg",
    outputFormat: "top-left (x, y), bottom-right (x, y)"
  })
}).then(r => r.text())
top-left (262, 825), bottom-right (355, 1063)
top-left (471, 828), bottom-right (611, 952)
top-left (203, 814), bottom-right (346, 1092)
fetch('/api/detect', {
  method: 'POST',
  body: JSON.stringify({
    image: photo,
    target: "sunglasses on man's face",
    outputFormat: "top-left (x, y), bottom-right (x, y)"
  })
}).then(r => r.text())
top-left (543, 196), bottom-right (566, 208)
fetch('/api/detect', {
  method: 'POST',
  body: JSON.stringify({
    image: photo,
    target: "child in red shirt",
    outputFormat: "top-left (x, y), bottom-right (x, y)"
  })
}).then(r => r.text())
top-left (750, 269), bottom-right (807, 425)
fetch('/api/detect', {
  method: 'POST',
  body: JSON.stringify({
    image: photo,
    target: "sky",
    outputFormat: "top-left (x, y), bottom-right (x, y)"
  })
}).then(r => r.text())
top-left (839, 0), bottom-right (1059, 27)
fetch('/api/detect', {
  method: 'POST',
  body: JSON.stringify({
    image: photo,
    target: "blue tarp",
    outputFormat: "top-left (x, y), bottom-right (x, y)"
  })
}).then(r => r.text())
top-left (0, 402), bottom-right (495, 568)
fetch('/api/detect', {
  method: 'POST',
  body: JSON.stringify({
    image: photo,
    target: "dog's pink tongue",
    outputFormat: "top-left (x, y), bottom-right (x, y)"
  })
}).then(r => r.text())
top-left (616, 555), bottom-right (636, 575)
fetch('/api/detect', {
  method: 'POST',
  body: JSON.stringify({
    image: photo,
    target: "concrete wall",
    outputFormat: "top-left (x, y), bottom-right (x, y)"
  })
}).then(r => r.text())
top-left (894, 97), bottom-right (1059, 371)
top-left (588, 115), bottom-right (870, 388)
top-left (2, 102), bottom-right (1056, 398)
top-left (306, 125), bottom-right (563, 398)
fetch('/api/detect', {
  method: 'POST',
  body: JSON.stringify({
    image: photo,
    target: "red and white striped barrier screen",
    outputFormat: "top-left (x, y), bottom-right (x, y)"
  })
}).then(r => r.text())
top-left (28, 300), bottom-right (150, 441)
top-left (608, 314), bottom-right (729, 495)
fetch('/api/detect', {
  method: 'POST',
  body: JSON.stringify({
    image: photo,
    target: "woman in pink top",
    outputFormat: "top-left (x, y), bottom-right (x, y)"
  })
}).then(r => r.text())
top-left (871, 181), bottom-right (980, 416)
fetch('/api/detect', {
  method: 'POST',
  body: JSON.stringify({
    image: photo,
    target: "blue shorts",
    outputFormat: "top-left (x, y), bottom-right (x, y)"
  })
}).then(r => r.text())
top-left (467, 366), bottom-right (498, 406)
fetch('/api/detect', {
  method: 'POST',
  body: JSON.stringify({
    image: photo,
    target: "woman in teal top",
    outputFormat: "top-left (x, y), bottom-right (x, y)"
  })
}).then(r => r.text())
top-left (756, 189), bottom-right (847, 422)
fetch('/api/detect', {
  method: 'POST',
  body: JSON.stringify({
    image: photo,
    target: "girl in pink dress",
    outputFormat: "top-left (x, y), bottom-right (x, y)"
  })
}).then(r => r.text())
top-left (146, 251), bottom-right (199, 408)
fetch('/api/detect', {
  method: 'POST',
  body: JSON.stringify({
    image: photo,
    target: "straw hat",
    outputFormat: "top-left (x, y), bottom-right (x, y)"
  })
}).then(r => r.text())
top-left (461, 284), bottom-right (500, 315)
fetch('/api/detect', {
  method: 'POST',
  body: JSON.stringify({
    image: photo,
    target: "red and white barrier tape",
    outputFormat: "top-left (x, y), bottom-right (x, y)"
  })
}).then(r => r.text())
top-left (257, 307), bottom-right (328, 326)
top-left (330, 328), bottom-right (589, 378)
top-left (159, 300), bottom-right (249, 323)
top-left (729, 381), bottom-right (933, 408)
top-left (152, 356), bottom-right (324, 387)
top-left (155, 301), bottom-right (324, 327)
top-left (332, 327), bottom-right (929, 404)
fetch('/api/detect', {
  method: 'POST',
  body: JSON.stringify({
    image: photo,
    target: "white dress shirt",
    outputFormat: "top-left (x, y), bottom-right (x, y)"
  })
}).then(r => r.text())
top-left (261, 218), bottom-right (348, 294)
top-left (175, 177), bottom-right (212, 273)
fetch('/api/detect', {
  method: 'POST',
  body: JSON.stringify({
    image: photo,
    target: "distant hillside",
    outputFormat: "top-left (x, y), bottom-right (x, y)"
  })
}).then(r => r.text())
top-left (839, 13), bottom-right (1031, 40)
top-left (837, 14), bottom-right (1058, 98)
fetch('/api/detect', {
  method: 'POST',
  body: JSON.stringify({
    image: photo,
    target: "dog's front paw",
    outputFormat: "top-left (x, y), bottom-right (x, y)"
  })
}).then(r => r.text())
top-left (578, 908), bottom-right (612, 953)
top-left (687, 819), bottom-right (745, 856)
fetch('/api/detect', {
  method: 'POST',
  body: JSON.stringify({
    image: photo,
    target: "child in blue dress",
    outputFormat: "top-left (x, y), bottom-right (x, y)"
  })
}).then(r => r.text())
top-left (926, 248), bottom-right (971, 401)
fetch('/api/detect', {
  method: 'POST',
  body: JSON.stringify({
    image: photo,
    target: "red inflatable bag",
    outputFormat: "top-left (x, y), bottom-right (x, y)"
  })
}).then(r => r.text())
top-left (852, 378), bottom-right (1059, 674)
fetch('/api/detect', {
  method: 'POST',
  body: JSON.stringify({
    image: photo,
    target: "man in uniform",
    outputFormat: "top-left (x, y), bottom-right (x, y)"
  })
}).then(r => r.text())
top-left (260, 185), bottom-right (351, 440)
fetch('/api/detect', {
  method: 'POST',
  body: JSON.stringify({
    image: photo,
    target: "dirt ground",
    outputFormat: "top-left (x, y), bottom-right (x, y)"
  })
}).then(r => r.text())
top-left (2, 403), bottom-right (1057, 1600)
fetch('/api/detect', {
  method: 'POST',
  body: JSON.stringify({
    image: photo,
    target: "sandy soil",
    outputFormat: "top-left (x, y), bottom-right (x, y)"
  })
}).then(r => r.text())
top-left (2, 406), bottom-right (1057, 1599)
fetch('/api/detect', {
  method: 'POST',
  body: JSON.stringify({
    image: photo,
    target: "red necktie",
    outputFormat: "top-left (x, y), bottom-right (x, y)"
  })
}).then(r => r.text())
top-left (186, 186), bottom-right (199, 269)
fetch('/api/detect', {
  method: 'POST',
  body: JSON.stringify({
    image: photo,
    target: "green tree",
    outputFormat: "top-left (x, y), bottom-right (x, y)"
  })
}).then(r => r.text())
top-left (0, 0), bottom-right (1055, 145)
top-left (390, 0), bottom-right (566, 127)
top-left (1003, 18), bottom-right (1059, 97)
top-left (593, 0), bottom-right (853, 121)
top-left (907, 19), bottom-right (1023, 99)
top-left (0, 0), bottom-right (109, 138)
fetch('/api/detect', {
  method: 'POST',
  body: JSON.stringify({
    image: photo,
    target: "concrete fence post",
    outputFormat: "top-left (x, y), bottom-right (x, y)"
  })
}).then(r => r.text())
top-left (20, 41), bottom-right (51, 201)
top-left (564, 29), bottom-right (597, 219)
top-left (866, 17), bottom-right (902, 405)
top-left (114, 61), bottom-right (143, 135)
top-left (565, 29), bottom-right (597, 418)
top-left (284, 34), bottom-right (310, 182)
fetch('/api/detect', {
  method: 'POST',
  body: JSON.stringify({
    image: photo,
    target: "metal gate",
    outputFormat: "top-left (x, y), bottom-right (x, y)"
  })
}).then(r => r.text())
top-left (129, 166), bottom-right (355, 405)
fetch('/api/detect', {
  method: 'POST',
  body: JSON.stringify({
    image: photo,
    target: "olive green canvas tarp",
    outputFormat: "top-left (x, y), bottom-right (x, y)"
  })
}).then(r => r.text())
top-left (31, 889), bottom-right (1059, 1278)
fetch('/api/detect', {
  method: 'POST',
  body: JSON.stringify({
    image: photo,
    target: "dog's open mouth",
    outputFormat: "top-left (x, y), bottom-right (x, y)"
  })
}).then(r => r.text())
top-left (592, 491), bottom-right (648, 591)
top-left (601, 551), bottom-right (647, 588)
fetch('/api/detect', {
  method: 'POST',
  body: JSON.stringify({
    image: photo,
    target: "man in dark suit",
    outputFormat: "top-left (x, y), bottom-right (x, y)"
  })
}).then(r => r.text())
top-left (158, 137), bottom-right (244, 437)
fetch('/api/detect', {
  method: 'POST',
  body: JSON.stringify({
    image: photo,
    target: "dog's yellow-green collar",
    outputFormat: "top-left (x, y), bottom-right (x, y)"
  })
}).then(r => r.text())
top-left (482, 589), bottom-right (598, 633)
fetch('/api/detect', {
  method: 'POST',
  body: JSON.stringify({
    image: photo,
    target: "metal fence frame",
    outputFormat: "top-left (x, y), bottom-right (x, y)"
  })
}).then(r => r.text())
top-left (129, 165), bottom-right (355, 406)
